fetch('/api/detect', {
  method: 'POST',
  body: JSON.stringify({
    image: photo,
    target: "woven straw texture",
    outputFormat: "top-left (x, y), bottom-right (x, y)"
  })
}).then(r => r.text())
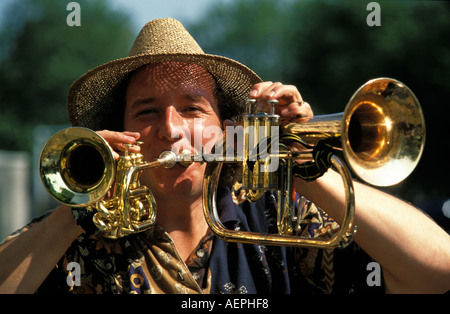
top-left (67, 18), bottom-right (261, 130)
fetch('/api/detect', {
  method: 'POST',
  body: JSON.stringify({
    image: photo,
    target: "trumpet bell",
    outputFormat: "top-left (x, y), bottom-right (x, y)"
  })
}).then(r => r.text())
top-left (343, 78), bottom-right (426, 186)
top-left (39, 127), bottom-right (116, 206)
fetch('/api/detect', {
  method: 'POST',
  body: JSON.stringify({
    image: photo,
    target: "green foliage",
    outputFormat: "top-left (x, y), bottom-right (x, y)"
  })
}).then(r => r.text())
top-left (0, 0), bottom-right (134, 151)
top-left (189, 0), bottom-right (299, 81)
top-left (1, 0), bottom-right (448, 202)
top-left (188, 0), bottom-right (450, 200)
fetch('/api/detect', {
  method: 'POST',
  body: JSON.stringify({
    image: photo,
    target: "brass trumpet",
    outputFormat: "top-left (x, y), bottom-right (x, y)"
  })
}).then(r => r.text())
top-left (40, 78), bottom-right (425, 247)
top-left (203, 77), bottom-right (425, 248)
top-left (40, 127), bottom-right (191, 238)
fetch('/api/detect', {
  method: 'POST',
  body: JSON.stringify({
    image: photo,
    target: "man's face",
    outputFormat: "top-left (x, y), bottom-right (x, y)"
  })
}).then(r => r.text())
top-left (123, 62), bottom-right (222, 201)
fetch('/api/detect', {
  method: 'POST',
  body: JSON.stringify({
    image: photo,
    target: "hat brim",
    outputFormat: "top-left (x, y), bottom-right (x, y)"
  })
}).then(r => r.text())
top-left (67, 53), bottom-right (262, 131)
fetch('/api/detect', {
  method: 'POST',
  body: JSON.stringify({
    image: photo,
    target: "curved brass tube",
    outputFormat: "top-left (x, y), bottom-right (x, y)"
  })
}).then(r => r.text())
top-left (39, 78), bottom-right (424, 246)
top-left (203, 154), bottom-right (356, 248)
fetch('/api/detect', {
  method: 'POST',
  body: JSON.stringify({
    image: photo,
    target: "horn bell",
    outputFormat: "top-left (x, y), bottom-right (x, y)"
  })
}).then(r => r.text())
top-left (342, 78), bottom-right (426, 186)
top-left (39, 127), bottom-right (116, 206)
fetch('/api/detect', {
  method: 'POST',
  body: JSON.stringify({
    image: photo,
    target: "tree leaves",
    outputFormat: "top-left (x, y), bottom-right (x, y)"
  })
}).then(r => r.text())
top-left (0, 0), bottom-right (134, 151)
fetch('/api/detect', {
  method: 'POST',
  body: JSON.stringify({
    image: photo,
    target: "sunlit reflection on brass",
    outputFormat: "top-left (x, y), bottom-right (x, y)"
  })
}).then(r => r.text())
top-left (39, 78), bottom-right (424, 247)
top-left (282, 77), bottom-right (425, 186)
top-left (40, 127), bottom-right (179, 238)
top-left (203, 77), bottom-right (425, 248)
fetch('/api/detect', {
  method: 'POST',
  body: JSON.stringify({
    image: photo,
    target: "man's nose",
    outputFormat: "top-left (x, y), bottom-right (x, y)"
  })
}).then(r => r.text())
top-left (157, 106), bottom-right (186, 142)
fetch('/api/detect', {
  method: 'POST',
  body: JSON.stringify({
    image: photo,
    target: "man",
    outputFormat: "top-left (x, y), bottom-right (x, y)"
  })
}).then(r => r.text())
top-left (0, 18), bottom-right (449, 294)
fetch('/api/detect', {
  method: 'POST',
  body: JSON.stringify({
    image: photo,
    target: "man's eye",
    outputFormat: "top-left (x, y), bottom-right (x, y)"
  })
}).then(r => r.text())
top-left (135, 108), bottom-right (157, 117)
top-left (183, 106), bottom-right (203, 113)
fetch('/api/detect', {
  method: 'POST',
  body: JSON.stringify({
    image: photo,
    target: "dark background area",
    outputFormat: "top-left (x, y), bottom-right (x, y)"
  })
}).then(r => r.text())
top-left (0, 0), bottom-right (448, 232)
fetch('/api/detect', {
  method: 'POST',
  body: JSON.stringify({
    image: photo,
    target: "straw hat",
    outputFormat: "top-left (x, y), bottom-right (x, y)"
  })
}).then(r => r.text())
top-left (67, 18), bottom-right (262, 130)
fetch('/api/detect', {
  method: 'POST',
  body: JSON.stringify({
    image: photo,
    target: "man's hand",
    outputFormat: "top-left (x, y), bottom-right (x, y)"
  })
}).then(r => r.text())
top-left (249, 81), bottom-right (314, 123)
top-left (96, 130), bottom-right (141, 160)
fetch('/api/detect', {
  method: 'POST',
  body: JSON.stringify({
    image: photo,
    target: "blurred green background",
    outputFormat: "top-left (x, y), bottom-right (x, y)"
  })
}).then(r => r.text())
top-left (0, 0), bottom-right (449, 237)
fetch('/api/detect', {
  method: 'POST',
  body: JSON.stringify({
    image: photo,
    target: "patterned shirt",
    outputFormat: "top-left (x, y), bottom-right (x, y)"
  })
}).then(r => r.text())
top-left (2, 185), bottom-right (384, 294)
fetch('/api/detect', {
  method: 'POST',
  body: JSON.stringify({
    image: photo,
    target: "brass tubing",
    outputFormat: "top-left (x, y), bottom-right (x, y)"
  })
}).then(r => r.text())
top-left (202, 154), bottom-right (356, 248)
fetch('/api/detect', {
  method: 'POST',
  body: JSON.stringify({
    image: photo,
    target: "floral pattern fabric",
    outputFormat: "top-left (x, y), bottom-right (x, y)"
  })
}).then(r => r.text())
top-left (2, 185), bottom-right (384, 294)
